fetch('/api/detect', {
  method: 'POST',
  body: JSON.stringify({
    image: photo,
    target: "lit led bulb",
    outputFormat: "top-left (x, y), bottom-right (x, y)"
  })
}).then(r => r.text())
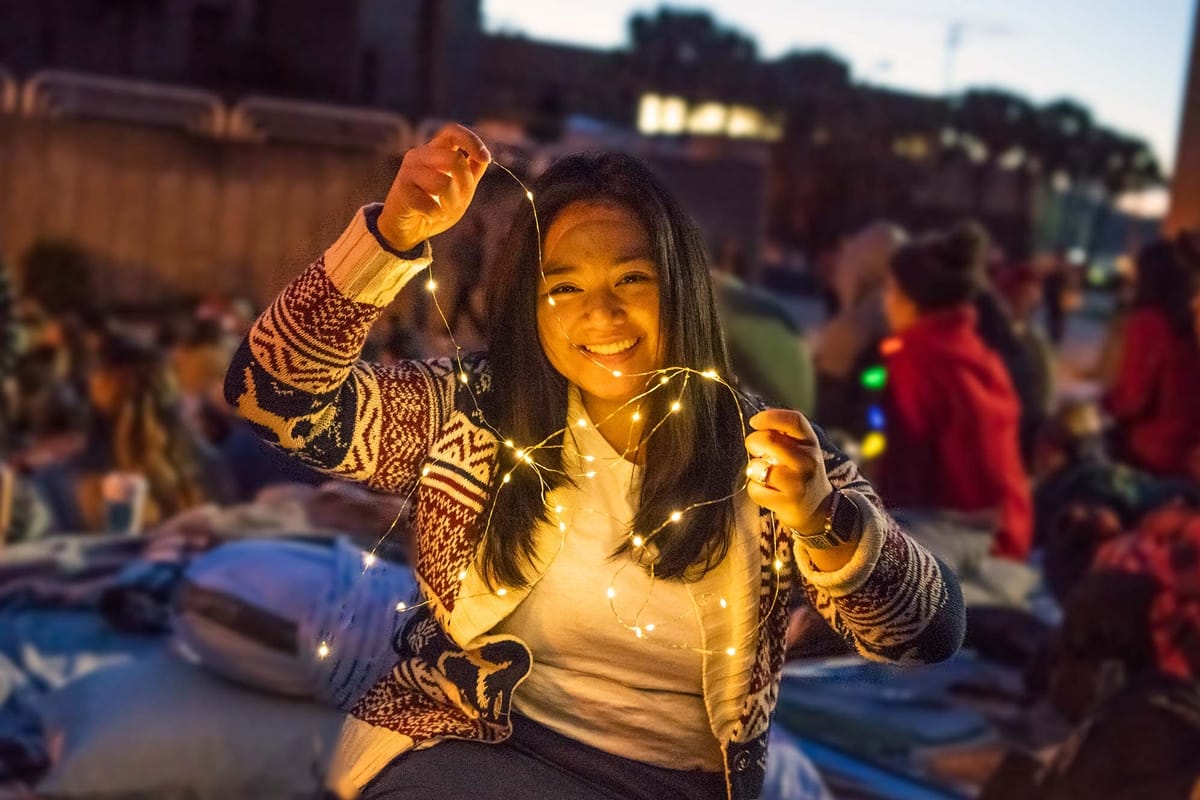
top-left (426, 279), bottom-right (438, 292)
top-left (502, 473), bottom-right (512, 484)
top-left (645, 623), bottom-right (656, 632)
top-left (606, 587), bottom-right (616, 599)
top-left (525, 190), bottom-right (534, 202)
top-left (547, 297), bottom-right (556, 306)
top-left (362, 552), bottom-right (377, 568)
top-left (459, 372), bottom-right (469, 383)
top-left (659, 375), bottom-right (670, 384)
top-left (773, 558), bottom-right (784, 572)
top-left (670, 511), bottom-right (682, 522)
top-left (395, 601), bottom-right (407, 612)
top-left (719, 597), bottom-right (728, 609)
top-left (496, 588), bottom-right (508, 596)
top-left (726, 647), bottom-right (737, 656)
top-left (585, 471), bottom-right (597, 479)
top-left (631, 534), bottom-right (645, 547)
top-left (612, 370), bottom-right (622, 377)
top-left (631, 411), bottom-right (641, 422)
top-left (458, 570), bottom-right (468, 582)
top-left (671, 401), bottom-right (682, 412)
top-left (702, 369), bottom-right (718, 379)
top-left (317, 642), bottom-right (330, 658)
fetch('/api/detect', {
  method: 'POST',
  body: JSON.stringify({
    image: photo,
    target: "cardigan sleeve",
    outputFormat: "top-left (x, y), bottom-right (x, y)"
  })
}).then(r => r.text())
top-left (792, 424), bottom-right (965, 664)
top-left (223, 204), bottom-right (458, 495)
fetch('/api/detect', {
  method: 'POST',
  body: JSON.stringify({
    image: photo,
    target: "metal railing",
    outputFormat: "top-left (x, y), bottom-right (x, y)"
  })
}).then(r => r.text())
top-left (20, 70), bottom-right (227, 135)
top-left (228, 95), bottom-right (413, 152)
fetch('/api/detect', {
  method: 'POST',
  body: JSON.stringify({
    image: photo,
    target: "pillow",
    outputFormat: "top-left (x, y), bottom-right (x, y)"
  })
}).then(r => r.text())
top-left (35, 651), bottom-right (344, 799)
top-left (172, 537), bottom-right (416, 708)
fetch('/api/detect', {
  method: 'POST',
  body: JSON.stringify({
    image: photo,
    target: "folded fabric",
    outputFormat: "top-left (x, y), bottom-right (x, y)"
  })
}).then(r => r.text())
top-left (172, 536), bottom-right (417, 706)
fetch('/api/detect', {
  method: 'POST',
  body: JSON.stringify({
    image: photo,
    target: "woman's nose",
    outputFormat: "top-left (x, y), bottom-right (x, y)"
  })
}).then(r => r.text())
top-left (583, 287), bottom-right (625, 321)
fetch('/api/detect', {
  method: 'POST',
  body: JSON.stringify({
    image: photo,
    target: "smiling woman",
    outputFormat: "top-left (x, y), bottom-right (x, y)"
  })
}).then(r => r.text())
top-left (223, 123), bottom-right (964, 800)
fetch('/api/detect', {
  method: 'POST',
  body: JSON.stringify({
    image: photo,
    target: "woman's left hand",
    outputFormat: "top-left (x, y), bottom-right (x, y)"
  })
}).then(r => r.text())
top-left (744, 409), bottom-right (833, 533)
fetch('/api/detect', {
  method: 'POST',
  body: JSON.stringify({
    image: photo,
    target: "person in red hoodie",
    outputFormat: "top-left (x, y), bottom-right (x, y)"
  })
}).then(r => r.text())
top-left (878, 222), bottom-right (1033, 560)
top-left (1103, 239), bottom-right (1200, 480)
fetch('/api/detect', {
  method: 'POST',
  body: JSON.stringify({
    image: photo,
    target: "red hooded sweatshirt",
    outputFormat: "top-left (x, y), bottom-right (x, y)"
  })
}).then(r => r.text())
top-left (879, 305), bottom-right (1033, 560)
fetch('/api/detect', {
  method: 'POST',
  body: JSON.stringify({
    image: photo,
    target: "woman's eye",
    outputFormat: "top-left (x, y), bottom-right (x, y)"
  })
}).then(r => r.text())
top-left (548, 284), bottom-right (579, 295)
top-left (619, 272), bottom-right (653, 285)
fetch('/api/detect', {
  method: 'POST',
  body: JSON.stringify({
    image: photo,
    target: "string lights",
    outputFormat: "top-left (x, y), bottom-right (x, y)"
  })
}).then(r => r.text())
top-left (315, 157), bottom-right (795, 663)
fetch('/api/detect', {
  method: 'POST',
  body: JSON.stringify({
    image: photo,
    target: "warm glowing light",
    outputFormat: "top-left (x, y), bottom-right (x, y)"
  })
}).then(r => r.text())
top-left (503, 473), bottom-right (512, 483)
top-left (554, 505), bottom-right (564, 513)
top-left (773, 558), bottom-right (783, 572)
top-left (585, 471), bottom-right (597, 479)
top-left (505, 439), bottom-right (514, 448)
top-left (547, 297), bottom-right (556, 306)
top-left (459, 372), bottom-right (469, 383)
top-left (726, 647), bottom-right (737, 656)
top-left (576, 419), bottom-right (588, 428)
top-left (659, 375), bottom-right (670, 384)
top-left (525, 191), bottom-right (534, 202)
top-left (861, 431), bottom-right (888, 459)
top-left (496, 588), bottom-right (508, 596)
top-left (632, 535), bottom-right (645, 547)
top-left (421, 466), bottom-right (431, 476)
top-left (559, 522), bottom-right (567, 532)
top-left (702, 369), bottom-right (718, 379)
top-left (670, 511), bottom-right (682, 522)
top-left (671, 402), bottom-right (681, 412)
top-left (632, 411), bottom-right (641, 422)
top-left (645, 623), bottom-right (655, 632)
top-left (612, 370), bottom-right (622, 378)
top-left (396, 602), bottom-right (407, 612)
top-left (362, 552), bottom-right (377, 568)
top-left (425, 279), bottom-right (438, 292)
top-left (634, 626), bottom-right (644, 638)
top-left (880, 337), bottom-right (903, 357)
top-left (583, 454), bottom-right (595, 462)
top-left (606, 587), bottom-right (616, 599)
top-left (719, 597), bottom-right (728, 609)
top-left (317, 642), bottom-right (330, 658)
top-left (458, 570), bottom-right (468, 581)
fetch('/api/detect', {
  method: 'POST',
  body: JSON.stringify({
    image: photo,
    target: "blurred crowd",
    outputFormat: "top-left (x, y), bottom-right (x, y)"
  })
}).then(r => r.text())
top-left (2, 177), bottom-right (1199, 794)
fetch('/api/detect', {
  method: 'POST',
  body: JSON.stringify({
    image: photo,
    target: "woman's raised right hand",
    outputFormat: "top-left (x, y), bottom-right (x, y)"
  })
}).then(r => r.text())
top-left (376, 123), bottom-right (491, 252)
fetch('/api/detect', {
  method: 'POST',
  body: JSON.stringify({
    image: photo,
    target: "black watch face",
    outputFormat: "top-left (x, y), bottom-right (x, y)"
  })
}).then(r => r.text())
top-left (831, 495), bottom-right (858, 542)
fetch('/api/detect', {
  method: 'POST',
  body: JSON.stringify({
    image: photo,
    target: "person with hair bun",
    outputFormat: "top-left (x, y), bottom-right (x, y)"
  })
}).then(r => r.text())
top-left (879, 222), bottom-right (1033, 560)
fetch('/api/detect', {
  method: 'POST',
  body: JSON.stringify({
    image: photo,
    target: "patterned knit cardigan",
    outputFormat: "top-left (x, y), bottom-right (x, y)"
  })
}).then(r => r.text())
top-left (225, 205), bottom-right (965, 800)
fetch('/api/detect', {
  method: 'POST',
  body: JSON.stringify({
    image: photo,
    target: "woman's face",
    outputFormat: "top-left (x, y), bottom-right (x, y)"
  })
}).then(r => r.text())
top-left (536, 201), bottom-right (662, 419)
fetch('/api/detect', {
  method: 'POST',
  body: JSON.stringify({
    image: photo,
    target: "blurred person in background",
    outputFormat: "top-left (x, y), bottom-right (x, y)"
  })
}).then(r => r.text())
top-left (1, 253), bottom-right (53, 544)
top-left (878, 222), bottom-right (1032, 560)
top-left (982, 565), bottom-right (1200, 799)
top-left (711, 237), bottom-right (816, 413)
top-left (814, 221), bottom-right (906, 434)
top-left (991, 261), bottom-right (1057, 464)
top-left (31, 333), bottom-right (233, 532)
top-left (1103, 239), bottom-right (1200, 480)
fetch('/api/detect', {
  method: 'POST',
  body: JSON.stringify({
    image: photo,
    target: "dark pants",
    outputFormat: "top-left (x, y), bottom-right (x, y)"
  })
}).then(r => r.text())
top-left (359, 715), bottom-right (725, 800)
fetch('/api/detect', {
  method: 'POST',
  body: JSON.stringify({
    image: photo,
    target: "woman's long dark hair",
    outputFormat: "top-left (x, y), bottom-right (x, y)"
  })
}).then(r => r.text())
top-left (1132, 239), bottom-right (1196, 339)
top-left (480, 153), bottom-right (747, 588)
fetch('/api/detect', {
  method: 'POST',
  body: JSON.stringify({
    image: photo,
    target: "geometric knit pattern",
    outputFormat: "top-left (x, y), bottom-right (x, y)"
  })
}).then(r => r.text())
top-left (226, 250), bottom-right (960, 800)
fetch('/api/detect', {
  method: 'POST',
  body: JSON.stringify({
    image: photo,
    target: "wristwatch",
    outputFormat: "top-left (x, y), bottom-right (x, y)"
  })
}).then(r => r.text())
top-left (789, 489), bottom-right (860, 550)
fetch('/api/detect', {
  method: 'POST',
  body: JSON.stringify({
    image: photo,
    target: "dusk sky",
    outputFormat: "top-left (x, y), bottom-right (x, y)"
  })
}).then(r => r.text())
top-left (483, 0), bottom-right (1196, 175)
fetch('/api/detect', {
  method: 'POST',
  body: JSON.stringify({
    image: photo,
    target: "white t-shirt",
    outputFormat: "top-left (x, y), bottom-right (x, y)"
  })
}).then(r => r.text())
top-left (492, 392), bottom-right (730, 772)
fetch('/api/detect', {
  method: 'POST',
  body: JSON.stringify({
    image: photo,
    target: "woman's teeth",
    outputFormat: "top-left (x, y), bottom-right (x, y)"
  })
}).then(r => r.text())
top-left (583, 338), bottom-right (637, 356)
